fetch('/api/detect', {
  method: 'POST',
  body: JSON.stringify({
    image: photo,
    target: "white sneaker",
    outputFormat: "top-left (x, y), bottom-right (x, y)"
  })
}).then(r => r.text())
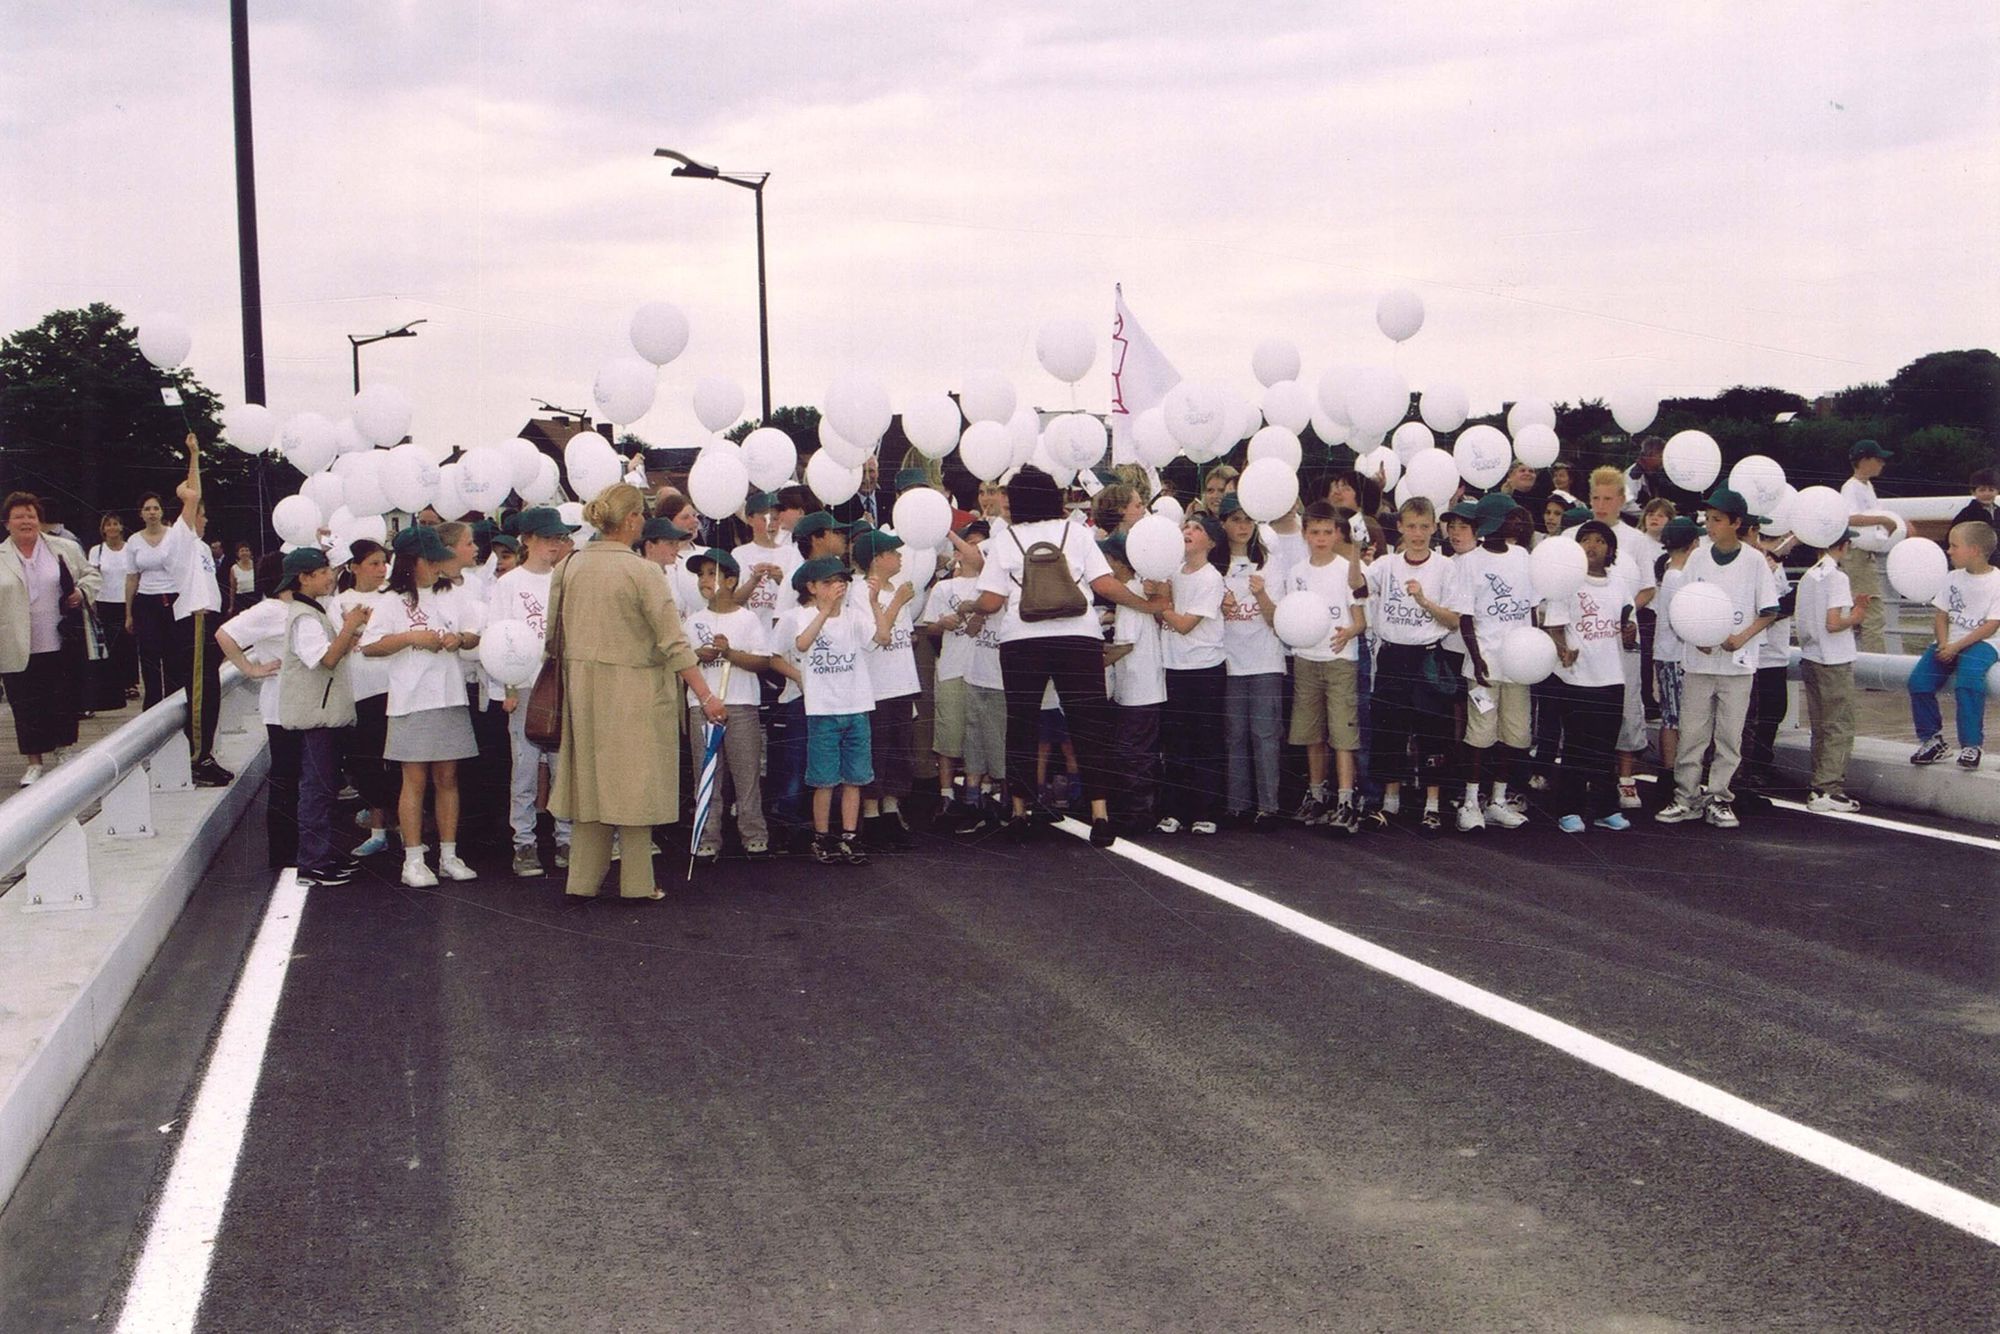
top-left (1154, 816), bottom-right (1182, 834)
top-left (18, 764), bottom-right (42, 787)
top-left (1617, 780), bottom-right (1642, 810)
top-left (1807, 790), bottom-right (1861, 814)
top-left (1483, 801), bottom-right (1527, 829)
top-left (401, 859), bottom-right (439, 888)
top-left (437, 854), bottom-right (477, 882)
top-left (1190, 820), bottom-right (1218, 835)
top-left (1456, 803), bottom-right (1486, 832)
top-left (1654, 795), bottom-right (1706, 824)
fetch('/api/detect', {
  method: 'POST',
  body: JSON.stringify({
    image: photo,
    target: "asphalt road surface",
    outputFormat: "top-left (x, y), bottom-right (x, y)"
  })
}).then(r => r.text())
top-left (4, 790), bottom-right (1996, 1331)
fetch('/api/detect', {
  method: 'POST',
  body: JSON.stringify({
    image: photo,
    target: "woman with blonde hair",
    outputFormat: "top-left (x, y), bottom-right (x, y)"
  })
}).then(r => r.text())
top-left (0, 492), bottom-right (99, 784)
top-left (549, 483), bottom-right (728, 901)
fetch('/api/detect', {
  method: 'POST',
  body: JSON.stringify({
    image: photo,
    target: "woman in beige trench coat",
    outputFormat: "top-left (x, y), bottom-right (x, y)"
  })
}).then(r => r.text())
top-left (549, 483), bottom-right (728, 900)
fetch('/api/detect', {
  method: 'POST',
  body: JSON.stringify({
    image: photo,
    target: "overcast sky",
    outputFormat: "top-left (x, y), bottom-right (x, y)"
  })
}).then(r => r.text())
top-left (4, 1), bottom-right (1997, 452)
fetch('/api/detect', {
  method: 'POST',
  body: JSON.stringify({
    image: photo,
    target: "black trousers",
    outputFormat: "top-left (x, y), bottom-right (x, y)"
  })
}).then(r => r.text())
top-left (345, 694), bottom-right (400, 812)
top-left (91, 602), bottom-right (135, 711)
top-left (1160, 664), bottom-right (1225, 823)
top-left (5, 648), bottom-right (82, 755)
top-left (1740, 664), bottom-right (1790, 790)
top-left (1555, 681), bottom-right (1624, 819)
top-left (131, 593), bottom-right (173, 708)
top-left (999, 635), bottom-right (1114, 810)
top-left (166, 610), bottom-right (221, 762)
top-left (266, 723), bottom-right (301, 868)
top-left (1369, 642), bottom-right (1453, 788)
top-left (1110, 701), bottom-right (1160, 824)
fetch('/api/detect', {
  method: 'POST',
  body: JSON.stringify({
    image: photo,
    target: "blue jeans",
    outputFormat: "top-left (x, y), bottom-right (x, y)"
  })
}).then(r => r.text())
top-left (298, 727), bottom-right (345, 874)
top-left (1908, 641), bottom-right (1996, 747)
top-left (1224, 672), bottom-right (1284, 815)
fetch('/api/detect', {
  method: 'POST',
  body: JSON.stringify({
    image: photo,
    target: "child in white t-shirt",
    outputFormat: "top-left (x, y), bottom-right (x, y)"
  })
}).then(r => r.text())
top-left (792, 557), bottom-right (890, 864)
top-left (1649, 517), bottom-right (1699, 775)
top-left (1217, 496), bottom-right (1286, 825)
top-left (1155, 513), bottom-right (1228, 834)
top-left (919, 527), bottom-right (1005, 832)
top-left (1908, 521), bottom-right (2000, 769)
top-left (1100, 535), bottom-right (1166, 831)
top-left (1366, 497), bottom-right (1456, 829)
top-left (854, 528), bottom-right (920, 849)
top-left (1281, 502), bottom-right (1366, 832)
top-left (485, 508), bottom-right (577, 876)
top-left (1796, 530), bottom-right (1864, 809)
top-left (1541, 521), bottom-right (1635, 833)
top-left (685, 549), bottom-right (773, 860)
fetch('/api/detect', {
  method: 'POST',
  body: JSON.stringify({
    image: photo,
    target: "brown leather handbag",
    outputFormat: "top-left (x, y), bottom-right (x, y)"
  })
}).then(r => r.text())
top-left (523, 560), bottom-right (566, 750)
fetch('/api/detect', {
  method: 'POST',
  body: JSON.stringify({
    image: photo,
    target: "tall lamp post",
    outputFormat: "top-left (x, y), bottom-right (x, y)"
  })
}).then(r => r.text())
top-left (347, 319), bottom-right (427, 392)
top-left (654, 148), bottom-right (771, 422)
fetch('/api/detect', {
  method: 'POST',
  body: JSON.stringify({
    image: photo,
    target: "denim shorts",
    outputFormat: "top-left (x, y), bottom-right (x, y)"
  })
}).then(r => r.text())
top-left (806, 711), bottom-right (874, 789)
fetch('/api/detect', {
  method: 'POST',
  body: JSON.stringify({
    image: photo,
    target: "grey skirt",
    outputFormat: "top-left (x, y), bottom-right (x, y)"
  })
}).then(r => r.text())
top-left (384, 704), bottom-right (477, 762)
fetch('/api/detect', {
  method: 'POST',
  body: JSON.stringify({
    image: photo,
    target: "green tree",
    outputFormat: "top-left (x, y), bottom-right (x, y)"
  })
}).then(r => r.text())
top-left (726, 404), bottom-right (821, 455)
top-left (1886, 350), bottom-right (2000, 435)
top-left (0, 304), bottom-right (260, 542)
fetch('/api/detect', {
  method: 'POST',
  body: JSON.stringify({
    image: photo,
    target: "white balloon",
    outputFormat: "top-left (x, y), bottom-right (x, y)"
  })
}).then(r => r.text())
top-left (1149, 494), bottom-right (1184, 523)
top-left (1453, 424), bottom-right (1512, 489)
top-left (960, 368), bottom-right (1015, 424)
top-left (1251, 338), bottom-right (1302, 389)
top-left (301, 471), bottom-right (346, 519)
top-left (1308, 406), bottom-right (1350, 448)
top-left (1162, 382), bottom-right (1225, 453)
top-left (1727, 454), bottom-right (1787, 518)
top-left (519, 454), bottom-right (563, 505)
top-left (351, 384), bottom-right (413, 447)
top-left (1854, 510), bottom-right (1907, 555)
top-left (383, 443), bottom-right (439, 513)
top-left (1668, 581), bottom-right (1737, 649)
top-left (901, 393), bottom-right (963, 460)
top-left (433, 463), bottom-right (471, 520)
top-left (805, 449), bottom-right (862, 506)
top-left (1356, 446), bottom-right (1402, 492)
top-left (1530, 533), bottom-right (1589, 604)
top-left (893, 488), bottom-right (952, 550)
top-left (1375, 289), bottom-right (1425, 343)
top-left (136, 314), bottom-right (192, 369)
top-left (692, 375), bottom-right (746, 433)
top-left (333, 418), bottom-right (371, 457)
top-left (328, 511), bottom-right (387, 557)
top-left (741, 427), bottom-right (798, 491)
top-left (564, 432), bottom-right (622, 501)
top-left (593, 356), bottom-right (658, 425)
top-left (1260, 379), bottom-right (1314, 434)
top-left (1762, 483), bottom-right (1800, 536)
top-left (503, 437), bottom-right (543, 494)
top-left (816, 417), bottom-right (872, 468)
top-left (1273, 590), bottom-right (1334, 650)
top-left (1246, 425), bottom-right (1302, 470)
top-left (1035, 318), bottom-right (1095, 384)
top-left (1005, 405), bottom-right (1041, 467)
top-left (279, 412), bottom-right (339, 476)
top-left (688, 450), bottom-right (750, 519)
top-left (556, 501), bottom-right (586, 529)
top-left (1662, 430), bottom-right (1722, 493)
top-left (1125, 513), bottom-right (1182, 582)
top-left (1497, 626), bottom-right (1559, 686)
top-left (457, 444), bottom-right (513, 513)
top-left (1048, 413), bottom-right (1108, 472)
top-left (1027, 436), bottom-right (1076, 488)
top-left (1390, 420), bottom-right (1435, 463)
top-left (1236, 457), bottom-right (1299, 523)
top-left (1611, 387), bottom-right (1659, 435)
top-left (1419, 382), bottom-right (1469, 434)
top-left (1130, 407), bottom-right (1177, 468)
top-left (1788, 486), bottom-right (1850, 548)
top-left (1345, 366), bottom-right (1411, 438)
top-left (272, 494), bottom-right (322, 546)
top-left (1316, 366), bottom-right (1354, 425)
top-left (1512, 422), bottom-right (1561, 470)
top-left (1399, 448), bottom-right (1460, 508)
top-left (221, 403), bottom-right (278, 454)
top-left (478, 619), bottom-right (545, 690)
top-left (957, 420), bottom-right (1013, 482)
top-left (1218, 388), bottom-right (1260, 447)
top-left (629, 302), bottom-right (690, 367)
top-left (825, 372), bottom-right (892, 447)
top-left (1887, 537), bottom-right (1948, 601)
top-left (1507, 398), bottom-right (1556, 436)
top-left (333, 451), bottom-right (390, 518)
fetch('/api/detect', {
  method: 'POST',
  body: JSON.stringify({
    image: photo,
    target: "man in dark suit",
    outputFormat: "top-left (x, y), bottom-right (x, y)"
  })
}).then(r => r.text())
top-left (831, 454), bottom-right (888, 528)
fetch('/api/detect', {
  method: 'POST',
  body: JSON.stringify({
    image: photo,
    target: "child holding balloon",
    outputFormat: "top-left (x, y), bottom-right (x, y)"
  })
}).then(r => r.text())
top-left (1280, 502), bottom-right (1367, 832)
top-left (1366, 498), bottom-right (1457, 830)
top-left (1795, 528), bottom-right (1864, 810)
top-left (1649, 517), bottom-right (1700, 774)
top-left (1155, 514), bottom-right (1229, 834)
top-left (1218, 496), bottom-right (1286, 826)
top-left (1445, 494), bottom-right (1540, 831)
top-left (486, 507), bottom-right (579, 876)
top-left (1541, 521), bottom-right (1636, 832)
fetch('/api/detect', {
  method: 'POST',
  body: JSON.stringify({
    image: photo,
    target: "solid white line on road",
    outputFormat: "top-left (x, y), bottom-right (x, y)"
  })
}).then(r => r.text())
top-left (1057, 820), bottom-right (2000, 1249)
top-left (1767, 796), bottom-right (2000, 853)
top-left (116, 871), bottom-right (309, 1334)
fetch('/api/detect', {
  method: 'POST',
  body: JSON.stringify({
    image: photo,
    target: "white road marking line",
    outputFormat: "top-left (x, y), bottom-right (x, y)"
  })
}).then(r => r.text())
top-left (1767, 796), bottom-right (2000, 852)
top-left (116, 871), bottom-right (309, 1334)
top-left (1058, 820), bottom-right (2000, 1248)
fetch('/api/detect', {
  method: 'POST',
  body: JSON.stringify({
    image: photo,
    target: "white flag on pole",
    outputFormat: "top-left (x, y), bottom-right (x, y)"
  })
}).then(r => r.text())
top-left (1108, 283), bottom-right (1181, 465)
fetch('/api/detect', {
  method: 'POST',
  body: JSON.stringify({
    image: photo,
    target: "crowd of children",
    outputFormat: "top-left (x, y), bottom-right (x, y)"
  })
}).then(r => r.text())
top-left (207, 440), bottom-right (1999, 887)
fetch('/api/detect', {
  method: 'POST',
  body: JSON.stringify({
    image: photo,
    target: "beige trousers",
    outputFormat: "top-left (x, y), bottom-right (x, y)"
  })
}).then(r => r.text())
top-left (1801, 660), bottom-right (1856, 794)
top-left (1839, 547), bottom-right (1887, 653)
top-left (565, 821), bottom-right (658, 898)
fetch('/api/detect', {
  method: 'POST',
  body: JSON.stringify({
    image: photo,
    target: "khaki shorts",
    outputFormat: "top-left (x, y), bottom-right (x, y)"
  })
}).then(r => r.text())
top-left (1288, 657), bottom-right (1360, 750)
top-left (932, 674), bottom-right (967, 758)
top-left (1463, 679), bottom-right (1531, 749)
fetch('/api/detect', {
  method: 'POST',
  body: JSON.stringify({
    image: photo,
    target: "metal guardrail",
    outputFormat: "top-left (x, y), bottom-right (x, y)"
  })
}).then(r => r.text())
top-left (1, 666), bottom-right (248, 908)
top-left (1784, 648), bottom-right (2000, 694)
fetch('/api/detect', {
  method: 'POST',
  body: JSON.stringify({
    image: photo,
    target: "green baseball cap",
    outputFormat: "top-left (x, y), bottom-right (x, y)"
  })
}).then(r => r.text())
top-left (792, 512), bottom-right (839, 541)
top-left (639, 516), bottom-right (691, 543)
top-left (514, 506), bottom-right (580, 538)
top-left (1472, 492), bottom-right (1521, 537)
top-left (687, 547), bottom-right (740, 578)
top-left (852, 528), bottom-right (905, 567)
top-left (274, 545), bottom-right (330, 592)
top-left (793, 554), bottom-right (850, 591)
top-left (744, 490), bottom-right (779, 515)
top-left (1849, 439), bottom-right (1893, 462)
top-left (392, 525), bottom-right (452, 562)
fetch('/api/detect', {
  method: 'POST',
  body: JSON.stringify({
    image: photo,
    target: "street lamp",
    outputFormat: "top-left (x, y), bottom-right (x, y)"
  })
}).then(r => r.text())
top-left (655, 147), bottom-right (771, 422)
top-left (347, 319), bottom-right (427, 392)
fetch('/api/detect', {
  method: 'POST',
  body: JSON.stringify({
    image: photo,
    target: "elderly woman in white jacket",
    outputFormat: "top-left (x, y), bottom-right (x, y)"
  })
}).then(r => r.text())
top-left (0, 490), bottom-right (101, 784)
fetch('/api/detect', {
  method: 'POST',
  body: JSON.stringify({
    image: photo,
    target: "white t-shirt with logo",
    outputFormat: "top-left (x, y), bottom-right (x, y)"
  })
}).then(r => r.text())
top-left (1758, 557), bottom-right (1793, 671)
top-left (1163, 563), bottom-right (1226, 671)
top-left (920, 576), bottom-right (986, 684)
top-left (1544, 574), bottom-right (1631, 689)
top-left (1445, 546), bottom-right (1539, 682)
top-left (684, 605), bottom-right (769, 707)
top-left (1281, 554), bottom-right (1360, 664)
top-left (1365, 550), bottom-right (1451, 647)
top-left (1681, 544), bottom-right (1781, 677)
top-left (1796, 557), bottom-right (1855, 666)
top-left (363, 586), bottom-right (474, 716)
top-left (328, 587), bottom-right (393, 700)
top-left (1221, 555), bottom-right (1285, 677)
top-left (862, 576), bottom-right (920, 701)
top-left (482, 565), bottom-right (554, 701)
top-left (1935, 567), bottom-right (2000, 643)
top-left (1109, 576), bottom-right (1167, 707)
top-left (730, 541), bottom-right (803, 634)
top-left (791, 600), bottom-right (876, 717)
